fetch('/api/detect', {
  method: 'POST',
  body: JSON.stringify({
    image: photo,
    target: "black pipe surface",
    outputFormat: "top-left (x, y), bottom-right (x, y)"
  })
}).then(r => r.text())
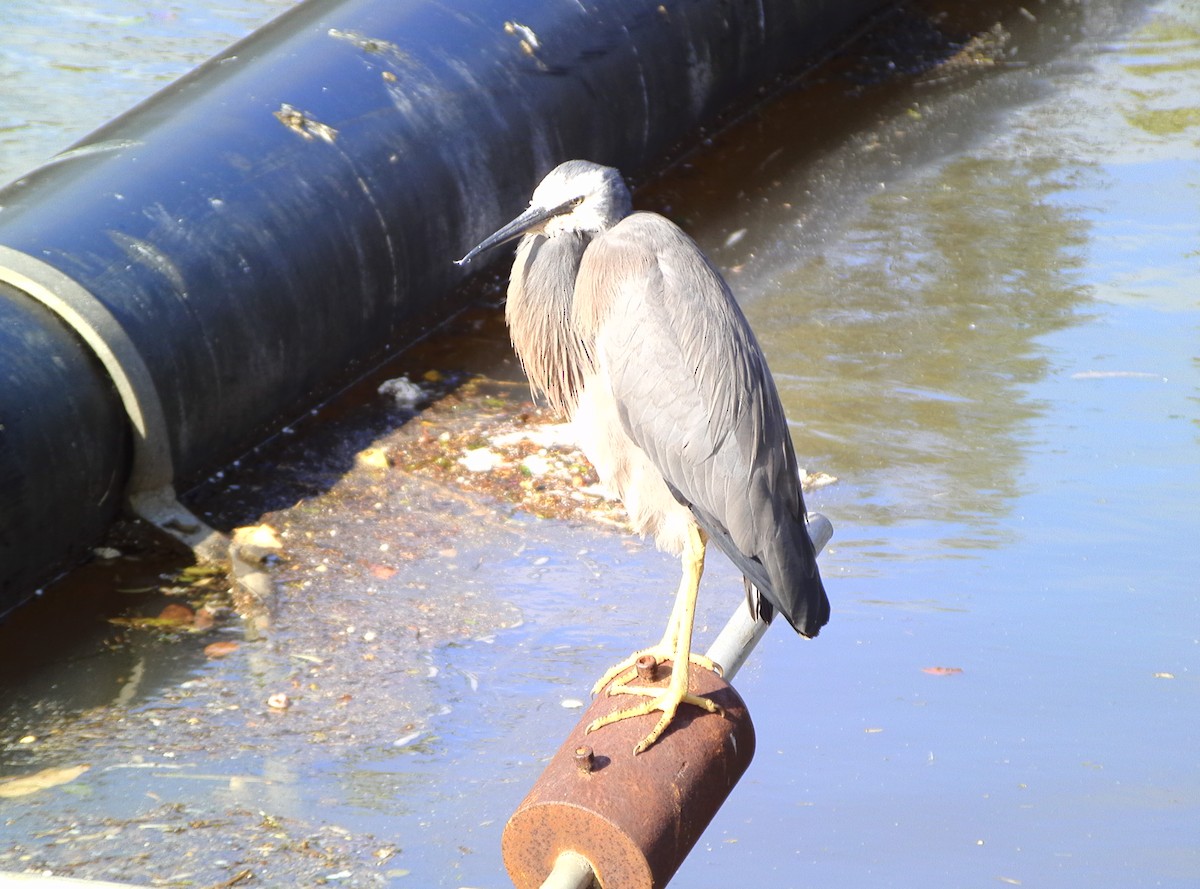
top-left (0, 0), bottom-right (887, 615)
top-left (0, 284), bottom-right (131, 603)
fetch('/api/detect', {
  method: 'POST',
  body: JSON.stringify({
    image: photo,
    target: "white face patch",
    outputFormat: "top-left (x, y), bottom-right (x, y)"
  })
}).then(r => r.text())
top-left (528, 162), bottom-right (631, 237)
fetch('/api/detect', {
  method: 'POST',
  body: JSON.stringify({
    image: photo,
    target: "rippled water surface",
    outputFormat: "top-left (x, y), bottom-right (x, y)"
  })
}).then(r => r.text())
top-left (661, 3), bottom-right (1200, 884)
top-left (2, 0), bottom-right (1198, 887)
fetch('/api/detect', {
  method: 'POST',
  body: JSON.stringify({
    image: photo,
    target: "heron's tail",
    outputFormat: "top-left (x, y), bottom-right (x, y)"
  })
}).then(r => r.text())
top-left (696, 508), bottom-right (830, 638)
top-left (746, 518), bottom-right (829, 638)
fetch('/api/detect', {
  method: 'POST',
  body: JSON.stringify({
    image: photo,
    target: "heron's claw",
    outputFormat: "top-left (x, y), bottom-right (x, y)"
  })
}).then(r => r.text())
top-left (586, 684), bottom-right (723, 754)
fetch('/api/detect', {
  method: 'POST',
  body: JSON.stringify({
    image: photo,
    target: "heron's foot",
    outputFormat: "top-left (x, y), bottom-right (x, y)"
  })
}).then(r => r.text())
top-left (586, 685), bottom-right (723, 754)
top-left (591, 647), bottom-right (721, 696)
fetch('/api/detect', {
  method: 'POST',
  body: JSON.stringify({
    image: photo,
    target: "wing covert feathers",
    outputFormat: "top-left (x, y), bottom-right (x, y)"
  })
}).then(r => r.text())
top-left (576, 213), bottom-right (829, 637)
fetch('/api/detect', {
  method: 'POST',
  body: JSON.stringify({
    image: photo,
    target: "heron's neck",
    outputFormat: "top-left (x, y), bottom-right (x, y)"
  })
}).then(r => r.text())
top-left (506, 231), bottom-right (592, 416)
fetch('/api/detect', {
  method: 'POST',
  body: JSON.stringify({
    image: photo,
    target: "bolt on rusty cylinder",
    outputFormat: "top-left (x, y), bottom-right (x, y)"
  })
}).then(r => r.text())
top-left (635, 654), bottom-right (659, 682)
top-left (503, 663), bottom-right (756, 889)
top-left (574, 745), bottom-right (595, 775)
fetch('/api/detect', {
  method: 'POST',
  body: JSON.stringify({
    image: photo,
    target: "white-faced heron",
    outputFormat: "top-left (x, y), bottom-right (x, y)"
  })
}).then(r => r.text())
top-left (457, 160), bottom-right (829, 754)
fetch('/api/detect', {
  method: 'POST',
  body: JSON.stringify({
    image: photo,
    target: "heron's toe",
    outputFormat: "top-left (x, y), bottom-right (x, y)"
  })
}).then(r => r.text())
top-left (592, 649), bottom-right (721, 696)
top-left (591, 645), bottom-right (668, 695)
top-left (585, 689), bottom-right (723, 754)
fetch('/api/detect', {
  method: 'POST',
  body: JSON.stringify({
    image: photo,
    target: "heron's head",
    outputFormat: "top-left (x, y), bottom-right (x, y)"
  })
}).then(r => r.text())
top-left (455, 160), bottom-right (632, 265)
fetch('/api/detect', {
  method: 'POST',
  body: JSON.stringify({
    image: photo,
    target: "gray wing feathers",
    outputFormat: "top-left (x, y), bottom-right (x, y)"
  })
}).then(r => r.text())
top-left (574, 214), bottom-right (829, 637)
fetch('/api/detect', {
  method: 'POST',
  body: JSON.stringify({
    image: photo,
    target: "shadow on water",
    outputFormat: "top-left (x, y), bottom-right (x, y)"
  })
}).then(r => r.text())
top-left (4, 0), bottom-right (1200, 886)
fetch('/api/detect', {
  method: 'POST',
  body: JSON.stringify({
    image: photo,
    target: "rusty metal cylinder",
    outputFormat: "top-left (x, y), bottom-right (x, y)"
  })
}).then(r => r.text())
top-left (503, 663), bottom-right (755, 889)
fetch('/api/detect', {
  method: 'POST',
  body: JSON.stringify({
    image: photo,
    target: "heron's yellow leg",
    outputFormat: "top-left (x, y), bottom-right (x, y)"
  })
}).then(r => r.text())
top-left (586, 526), bottom-right (723, 754)
top-left (590, 529), bottom-right (721, 696)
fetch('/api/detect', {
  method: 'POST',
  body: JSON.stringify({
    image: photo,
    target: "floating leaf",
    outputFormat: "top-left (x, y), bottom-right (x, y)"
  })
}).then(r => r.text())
top-left (110, 615), bottom-right (195, 631)
top-left (0, 764), bottom-right (90, 798)
top-left (204, 641), bottom-right (239, 658)
top-left (193, 607), bottom-right (216, 631)
top-left (179, 564), bottom-right (225, 581)
top-left (922, 666), bottom-right (963, 676)
top-left (158, 603), bottom-right (195, 625)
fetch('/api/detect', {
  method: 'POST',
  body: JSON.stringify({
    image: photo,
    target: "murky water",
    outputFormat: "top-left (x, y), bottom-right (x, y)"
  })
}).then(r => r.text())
top-left (3, 0), bottom-right (1199, 887)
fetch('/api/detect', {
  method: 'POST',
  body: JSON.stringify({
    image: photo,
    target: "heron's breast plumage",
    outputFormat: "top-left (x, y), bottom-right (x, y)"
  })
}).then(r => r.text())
top-left (507, 230), bottom-right (591, 415)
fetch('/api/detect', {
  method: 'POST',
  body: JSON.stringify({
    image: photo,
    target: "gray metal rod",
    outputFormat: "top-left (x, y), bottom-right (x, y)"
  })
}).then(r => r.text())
top-left (536, 512), bottom-right (833, 889)
top-left (537, 851), bottom-right (596, 889)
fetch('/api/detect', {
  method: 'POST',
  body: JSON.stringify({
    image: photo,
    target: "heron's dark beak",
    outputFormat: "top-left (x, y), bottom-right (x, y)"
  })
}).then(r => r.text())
top-left (454, 199), bottom-right (574, 266)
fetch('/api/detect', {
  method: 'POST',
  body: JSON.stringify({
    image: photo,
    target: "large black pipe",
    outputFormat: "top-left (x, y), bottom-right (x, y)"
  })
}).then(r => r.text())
top-left (0, 0), bottom-right (888, 615)
top-left (0, 283), bottom-right (131, 604)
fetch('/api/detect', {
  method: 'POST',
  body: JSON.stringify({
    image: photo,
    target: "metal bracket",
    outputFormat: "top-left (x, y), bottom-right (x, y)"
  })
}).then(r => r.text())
top-left (0, 244), bottom-right (226, 561)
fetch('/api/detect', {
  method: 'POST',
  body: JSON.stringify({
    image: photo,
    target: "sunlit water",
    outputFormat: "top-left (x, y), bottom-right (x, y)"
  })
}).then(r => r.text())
top-left (663, 2), bottom-right (1200, 886)
top-left (2, 0), bottom-right (1198, 887)
top-left (0, 1), bottom-right (298, 184)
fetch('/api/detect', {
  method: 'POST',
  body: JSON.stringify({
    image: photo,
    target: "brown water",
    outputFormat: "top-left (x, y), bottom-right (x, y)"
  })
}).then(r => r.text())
top-left (2, 0), bottom-right (1198, 887)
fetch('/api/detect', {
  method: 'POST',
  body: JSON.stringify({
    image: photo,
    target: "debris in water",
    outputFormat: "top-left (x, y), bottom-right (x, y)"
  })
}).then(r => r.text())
top-left (204, 641), bottom-right (239, 659)
top-left (356, 446), bottom-right (392, 470)
top-left (109, 611), bottom-right (199, 632)
top-left (1071, 370), bottom-right (1163, 380)
top-left (460, 447), bottom-right (505, 472)
top-left (232, 523), bottom-right (283, 558)
top-left (158, 603), bottom-right (196, 626)
top-left (520, 453), bottom-right (551, 477)
top-left (378, 375), bottom-right (427, 409)
top-left (0, 764), bottom-right (90, 798)
top-left (798, 468), bottom-right (838, 489)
